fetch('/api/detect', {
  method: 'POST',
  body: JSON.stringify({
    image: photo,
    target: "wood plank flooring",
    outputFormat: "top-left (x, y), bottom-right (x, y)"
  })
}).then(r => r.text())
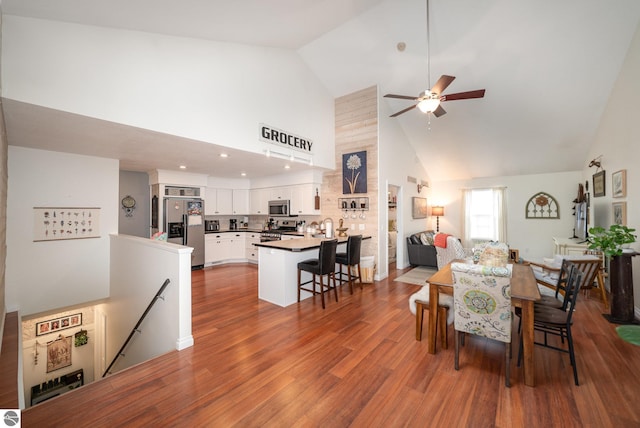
top-left (17, 263), bottom-right (640, 427)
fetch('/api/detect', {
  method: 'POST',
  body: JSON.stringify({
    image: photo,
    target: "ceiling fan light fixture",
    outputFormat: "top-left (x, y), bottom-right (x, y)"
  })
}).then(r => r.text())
top-left (417, 95), bottom-right (440, 113)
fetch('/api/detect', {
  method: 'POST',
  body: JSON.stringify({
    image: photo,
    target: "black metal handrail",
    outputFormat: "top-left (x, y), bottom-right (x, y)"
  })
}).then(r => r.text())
top-left (102, 278), bottom-right (171, 377)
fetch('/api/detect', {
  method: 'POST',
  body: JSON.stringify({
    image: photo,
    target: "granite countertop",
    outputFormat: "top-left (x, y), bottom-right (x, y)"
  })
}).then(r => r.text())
top-left (254, 235), bottom-right (370, 252)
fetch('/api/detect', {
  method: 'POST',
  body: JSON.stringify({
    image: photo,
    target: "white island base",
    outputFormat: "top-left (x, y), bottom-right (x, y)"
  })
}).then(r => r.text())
top-left (257, 241), bottom-right (347, 307)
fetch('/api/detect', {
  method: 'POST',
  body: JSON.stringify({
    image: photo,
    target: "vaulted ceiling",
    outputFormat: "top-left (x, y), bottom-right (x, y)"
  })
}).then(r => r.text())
top-left (3, 0), bottom-right (640, 181)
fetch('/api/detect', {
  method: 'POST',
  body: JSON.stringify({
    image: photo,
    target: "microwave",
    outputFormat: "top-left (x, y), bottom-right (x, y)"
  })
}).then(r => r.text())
top-left (268, 200), bottom-right (291, 217)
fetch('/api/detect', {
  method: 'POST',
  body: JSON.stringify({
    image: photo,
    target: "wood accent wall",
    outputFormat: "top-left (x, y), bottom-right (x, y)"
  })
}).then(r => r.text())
top-left (322, 86), bottom-right (379, 270)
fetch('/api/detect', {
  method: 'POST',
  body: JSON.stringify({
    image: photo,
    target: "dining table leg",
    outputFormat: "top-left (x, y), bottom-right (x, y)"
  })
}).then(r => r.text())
top-left (427, 283), bottom-right (439, 354)
top-left (521, 299), bottom-right (535, 386)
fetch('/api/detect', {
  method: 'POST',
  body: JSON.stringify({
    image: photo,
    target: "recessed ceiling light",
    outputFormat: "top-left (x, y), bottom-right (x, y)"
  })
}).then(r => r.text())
top-left (284, 165), bottom-right (290, 169)
top-left (220, 153), bottom-right (229, 158)
top-left (397, 42), bottom-right (406, 52)
top-left (179, 165), bottom-right (187, 169)
top-left (241, 172), bottom-right (247, 177)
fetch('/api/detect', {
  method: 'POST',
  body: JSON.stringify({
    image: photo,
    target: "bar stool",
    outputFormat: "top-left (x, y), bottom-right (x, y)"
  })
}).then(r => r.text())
top-left (335, 235), bottom-right (363, 294)
top-left (297, 239), bottom-right (338, 309)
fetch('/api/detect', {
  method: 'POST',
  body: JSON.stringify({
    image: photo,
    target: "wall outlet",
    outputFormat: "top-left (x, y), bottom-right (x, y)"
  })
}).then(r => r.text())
top-left (359, 224), bottom-right (365, 230)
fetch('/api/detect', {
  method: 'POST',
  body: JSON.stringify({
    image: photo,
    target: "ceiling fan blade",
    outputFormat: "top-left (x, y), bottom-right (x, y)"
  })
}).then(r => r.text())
top-left (384, 93), bottom-right (418, 100)
top-left (432, 105), bottom-right (447, 117)
top-left (390, 104), bottom-right (417, 117)
top-left (441, 89), bottom-right (486, 101)
top-left (431, 75), bottom-right (455, 95)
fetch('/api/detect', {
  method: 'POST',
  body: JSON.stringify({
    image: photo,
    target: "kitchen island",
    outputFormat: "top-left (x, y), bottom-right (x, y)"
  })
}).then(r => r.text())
top-left (254, 235), bottom-right (370, 307)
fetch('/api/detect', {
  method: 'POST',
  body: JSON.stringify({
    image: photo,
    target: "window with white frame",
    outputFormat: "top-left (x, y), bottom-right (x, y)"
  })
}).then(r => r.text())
top-left (462, 187), bottom-right (507, 247)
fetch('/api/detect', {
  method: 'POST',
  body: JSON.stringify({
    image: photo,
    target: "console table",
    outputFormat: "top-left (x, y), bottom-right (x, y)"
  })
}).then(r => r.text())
top-left (30, 369), bottom-right (83, 406)
top-left (553, 237), bottom-right (588, 256)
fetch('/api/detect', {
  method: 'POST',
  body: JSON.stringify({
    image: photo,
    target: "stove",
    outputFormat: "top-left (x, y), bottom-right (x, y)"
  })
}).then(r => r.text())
top-left (260, 231), bottom-right (282, 242)
top-left (260, 220), bottom-right (298, 241)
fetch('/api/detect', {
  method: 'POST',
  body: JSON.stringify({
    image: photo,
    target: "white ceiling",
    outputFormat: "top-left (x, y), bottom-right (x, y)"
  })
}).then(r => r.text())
top-left (2, 0), bottom-right (640, 181)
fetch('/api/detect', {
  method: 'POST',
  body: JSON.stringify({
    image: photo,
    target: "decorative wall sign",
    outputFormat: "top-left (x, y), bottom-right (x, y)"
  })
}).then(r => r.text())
top-left (612, 170), bottom-right (627, 198)
top-left (47, 335), bottom-right (72, 373)
top-left (412, 197), bottom-right (428, 219)
top-left (342, 151), bottom-right (367, 194)
top-left (613, 202), bottom-right (627, 226)
top-left (593, 171), bottom-right (606, 197)
top-left (34, 207), bottom-right (100, 241)
top-left (36, 313), bottom-right (82, 336)
top-left (525, 192), bottom-right (559, 218)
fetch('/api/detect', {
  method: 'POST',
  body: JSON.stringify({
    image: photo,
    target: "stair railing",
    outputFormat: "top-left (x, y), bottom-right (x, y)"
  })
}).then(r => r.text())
top-left (102, 278), bottom-right (171, 377)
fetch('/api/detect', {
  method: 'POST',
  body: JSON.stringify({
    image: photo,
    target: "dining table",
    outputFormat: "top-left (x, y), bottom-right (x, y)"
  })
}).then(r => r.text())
top-left (427, 261), bottom-right (541, 387)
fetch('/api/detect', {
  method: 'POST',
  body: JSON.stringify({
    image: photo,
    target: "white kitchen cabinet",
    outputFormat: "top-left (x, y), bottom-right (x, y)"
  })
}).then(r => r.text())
top-left (232, 189), bottom-right (250, 215)
top-left (228, 232), bottom-right (246, 259)
top-left (245, 232), bottom-right (260, 262)
top-left (250, 188), bottom-right (270, 215)
top-left (205, 233), bottom-right (231, 264)
top-left (290, 184), bottom-right (321, 215)
top-left (270, 186), bottom-right (292, 201)
top-left (205, 188), bottom-right (233, 215)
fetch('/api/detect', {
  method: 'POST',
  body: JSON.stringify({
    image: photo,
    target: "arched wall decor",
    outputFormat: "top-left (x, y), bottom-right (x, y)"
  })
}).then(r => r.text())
top-left (526, 192), bottom-right (559, 219)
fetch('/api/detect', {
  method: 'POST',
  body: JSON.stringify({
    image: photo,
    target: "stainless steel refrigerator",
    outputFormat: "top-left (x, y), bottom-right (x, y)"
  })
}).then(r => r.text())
top-left (164, 198), bottom-right (205, 269)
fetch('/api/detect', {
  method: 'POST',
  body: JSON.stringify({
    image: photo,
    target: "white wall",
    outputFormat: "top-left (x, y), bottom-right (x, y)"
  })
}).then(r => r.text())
top-left (1, 16), bottom-right (336, 171)
top-left (103, 234), bottom-right (192, 376)
top-left (119, 170), bottom-right (150, 238)
top-left (584, 21), bottom-right (640, 309)
top-left (432, 171), bottom-right (582, 260)
top-left (6, 147), bottom-right (118, 315)
top-left (378, 91), bottom-right (433, 272)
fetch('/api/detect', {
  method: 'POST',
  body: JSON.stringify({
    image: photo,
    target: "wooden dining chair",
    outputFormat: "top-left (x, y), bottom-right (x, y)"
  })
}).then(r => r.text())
top-left (519, 267), bottom-right (584, 385)
top-left (451, 262), bottom-right (513, 387)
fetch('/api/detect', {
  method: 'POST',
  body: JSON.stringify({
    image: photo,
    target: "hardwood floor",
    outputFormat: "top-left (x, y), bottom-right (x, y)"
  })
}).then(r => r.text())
top-left (17, 263), bottom-right (640, 427)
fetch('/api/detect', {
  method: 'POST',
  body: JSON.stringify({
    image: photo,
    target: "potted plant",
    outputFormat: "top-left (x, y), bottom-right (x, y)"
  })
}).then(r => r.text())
top-left (587, 225), bottom-right (637, 257)
top-left (587, 224), bottom-right (637, 323)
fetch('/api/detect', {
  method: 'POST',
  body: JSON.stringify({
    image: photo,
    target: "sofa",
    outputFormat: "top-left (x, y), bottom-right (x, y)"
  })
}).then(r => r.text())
top-left (406, 231), bottom-right (438, 268)
top-left (407, 231), bottom-right (466, 269)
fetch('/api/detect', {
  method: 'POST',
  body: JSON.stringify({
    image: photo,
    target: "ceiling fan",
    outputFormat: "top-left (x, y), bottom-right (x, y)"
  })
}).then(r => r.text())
top-left (384, 0), bottom-right (485, 118)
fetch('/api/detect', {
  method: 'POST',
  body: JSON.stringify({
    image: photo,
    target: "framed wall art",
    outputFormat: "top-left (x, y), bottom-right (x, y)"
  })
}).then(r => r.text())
top-left (613, 202), bottom-right (627, 226)
top-left (36, 313), bottom-right (82, 336)
top-left (412, 197), bottom-right (428, 219)
top-left (34, 207), bottom-right (100, 242)
top-left (612, 169), bottom-right (627, 198)
top-left (593, 171), bottom-right (606, 197)
top-left (47, 335), bottom-right (72, 373)
top-left (342, 151), bottom-right (367, 194)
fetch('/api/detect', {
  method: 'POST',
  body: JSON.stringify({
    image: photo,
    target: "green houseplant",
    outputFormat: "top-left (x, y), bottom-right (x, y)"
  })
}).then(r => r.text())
top-left (587, 225), bottom-right (637, 257)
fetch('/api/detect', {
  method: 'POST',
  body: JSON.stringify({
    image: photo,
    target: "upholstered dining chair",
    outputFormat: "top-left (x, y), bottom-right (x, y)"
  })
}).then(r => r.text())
top-left (335, 235), bottom-right (363, 294)
top-left (451, 262), bottom-right (513, 387)
top-left (297, 239), bottom-right (338, 309)
top-left (519, 267), bottom-right (584, 385)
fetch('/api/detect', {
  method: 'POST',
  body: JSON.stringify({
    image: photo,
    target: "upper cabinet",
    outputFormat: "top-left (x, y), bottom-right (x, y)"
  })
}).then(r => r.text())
top-left (290, 184), bottom-right (321, 216)
top-left (206, 188), bottom-right (250, 215)
top-left (205, 188), bottom-right (233, 215)
top-left (250, 188), bottom-right (270, 215)
top-left (249, 184), bottom-right (321, 216)
top-left (232, 189), bottom-right (250, 215)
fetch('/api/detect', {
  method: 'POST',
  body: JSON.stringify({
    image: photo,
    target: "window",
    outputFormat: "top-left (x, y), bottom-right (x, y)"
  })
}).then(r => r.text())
top-left (462, 187), bottom-right (506, 247)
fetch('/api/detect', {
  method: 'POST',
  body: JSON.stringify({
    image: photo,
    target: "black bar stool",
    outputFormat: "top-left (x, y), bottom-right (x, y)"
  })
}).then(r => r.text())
top-left (336, 235), bottom-right (363, 294)
top-left (297, 239), bottom-right (338, 309)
